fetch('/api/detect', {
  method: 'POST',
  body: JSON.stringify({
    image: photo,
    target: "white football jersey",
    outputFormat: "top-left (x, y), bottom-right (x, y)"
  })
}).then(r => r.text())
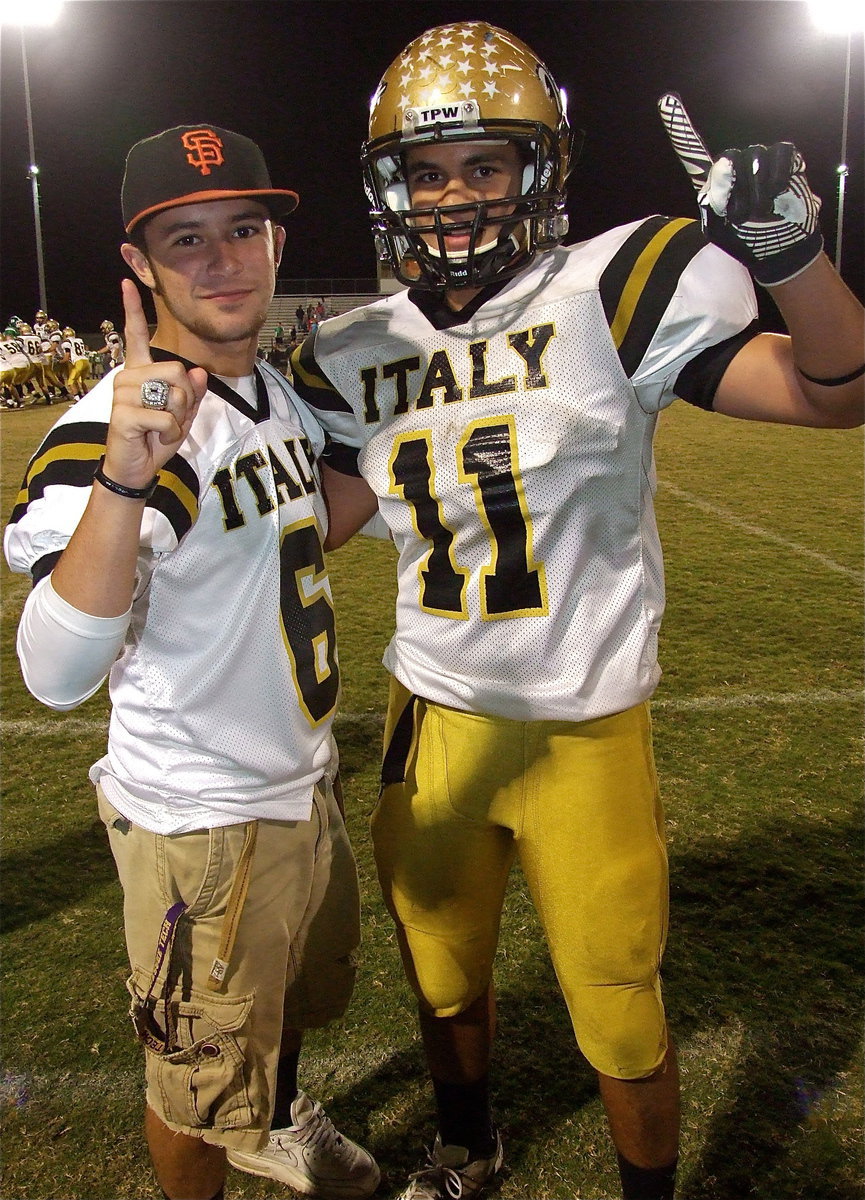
top-left (62, 336), bottom-right (88, 362)
top-left (0, 338), bottom-right (29, 370)
top-left (292, 217), bottom-right (757, 721)
top-left (5, 357), bottom-right (339, 833)
top-left (18, 332), bottom-right (42, 360)
top-left (105, 332), bottom-right (124, 364)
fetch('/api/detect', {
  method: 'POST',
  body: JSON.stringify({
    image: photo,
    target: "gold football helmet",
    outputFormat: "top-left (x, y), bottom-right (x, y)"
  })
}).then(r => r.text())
top-left (363, 21), bottom-right (573, 291)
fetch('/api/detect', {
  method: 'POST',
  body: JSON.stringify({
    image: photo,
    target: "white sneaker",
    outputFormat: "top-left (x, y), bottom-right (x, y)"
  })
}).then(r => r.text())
top-left (399, 1132), bottom-right (504, 1198)
top-left (227, 1090), bottom-right (380, 1197)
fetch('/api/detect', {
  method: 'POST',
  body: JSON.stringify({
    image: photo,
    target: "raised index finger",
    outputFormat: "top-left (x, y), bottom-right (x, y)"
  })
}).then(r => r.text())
top-left (658, 92), bottom-right (714, 189)
top-left (121, 277), bottom-right (154, 368)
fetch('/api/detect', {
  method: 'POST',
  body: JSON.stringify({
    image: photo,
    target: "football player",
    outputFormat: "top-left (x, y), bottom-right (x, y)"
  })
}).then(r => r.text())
top-left (98, 319), bottom-right (125, 370)
top-left (60, 327), bottom-right (93, 399)
top-left (13, 321), bottom-right (58, 401)
top-left (46, 330), bottom-right (72, 397)
top-left (1, 327), bottom-right (27, 406)
top-left (5, 123), bottom-right (379, 1200)
top-left (0, 325), bottom-right (45, 405)
top-left (289, 21), bottom-right (864, 1200)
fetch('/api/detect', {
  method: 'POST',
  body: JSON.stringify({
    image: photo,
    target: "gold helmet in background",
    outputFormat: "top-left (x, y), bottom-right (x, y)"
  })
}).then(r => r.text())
top-left (362, 21), bottom-right (574, 290)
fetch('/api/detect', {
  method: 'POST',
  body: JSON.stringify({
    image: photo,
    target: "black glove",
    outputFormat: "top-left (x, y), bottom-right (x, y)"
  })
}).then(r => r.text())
top-left (658, 92), bottom-right (823, 286)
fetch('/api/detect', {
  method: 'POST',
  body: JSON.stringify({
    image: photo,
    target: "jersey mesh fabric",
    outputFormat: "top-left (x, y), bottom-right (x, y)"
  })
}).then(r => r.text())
top-left (295, 218), bottom-right (756, 722)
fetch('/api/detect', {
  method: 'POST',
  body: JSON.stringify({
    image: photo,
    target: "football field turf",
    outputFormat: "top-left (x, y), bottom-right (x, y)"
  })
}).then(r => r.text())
top-left (1, 400), bottom-right (862, 1199)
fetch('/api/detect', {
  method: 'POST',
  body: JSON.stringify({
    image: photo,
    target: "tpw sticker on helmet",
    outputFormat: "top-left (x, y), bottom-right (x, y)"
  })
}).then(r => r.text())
top-left (403, 100), bottom-right (480, 136)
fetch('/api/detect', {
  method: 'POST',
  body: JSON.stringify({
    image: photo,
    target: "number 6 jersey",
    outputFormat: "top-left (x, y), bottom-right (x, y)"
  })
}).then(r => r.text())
top-left (291, 216), bottom-right (758, 722)
top-left (5, 356), bottom-right (338, 833)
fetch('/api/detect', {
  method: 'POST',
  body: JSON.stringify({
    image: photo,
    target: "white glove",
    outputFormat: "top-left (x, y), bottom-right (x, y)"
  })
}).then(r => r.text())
top-left (658, 92), bottom-right (823, 285)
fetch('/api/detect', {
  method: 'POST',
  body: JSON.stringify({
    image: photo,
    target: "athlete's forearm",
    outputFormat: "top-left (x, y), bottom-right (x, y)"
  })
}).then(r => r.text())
top-left (321, 463), bottom-right (381, 551)
top-left (714, 256), bottom-right (864, 428)
top-left (765, 253), bottom-right (864, 423)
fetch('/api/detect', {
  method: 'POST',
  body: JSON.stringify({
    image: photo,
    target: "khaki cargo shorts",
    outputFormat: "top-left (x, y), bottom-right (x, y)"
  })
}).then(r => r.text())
top-left (97, 778), bottom-right (360, 1151)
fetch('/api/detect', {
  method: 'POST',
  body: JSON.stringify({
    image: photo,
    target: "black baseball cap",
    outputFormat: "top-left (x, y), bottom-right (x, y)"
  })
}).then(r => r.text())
top-left (121, 124), bottom-right (299, 234)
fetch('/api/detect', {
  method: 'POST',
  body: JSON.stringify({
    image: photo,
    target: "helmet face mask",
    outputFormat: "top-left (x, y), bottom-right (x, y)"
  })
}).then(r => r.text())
top-left (362, 21), bottom-right (572, 292)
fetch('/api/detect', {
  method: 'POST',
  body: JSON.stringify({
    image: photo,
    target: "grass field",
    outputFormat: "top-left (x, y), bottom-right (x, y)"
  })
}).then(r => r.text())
top-left (1, 399), bottom-right (862, 1200)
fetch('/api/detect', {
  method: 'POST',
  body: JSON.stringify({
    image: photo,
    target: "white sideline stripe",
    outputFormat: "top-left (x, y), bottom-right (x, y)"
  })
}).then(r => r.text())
top-left (2, 689), bottom-right (862, 738)
top-left (660, 480), bottom-right (863, 582)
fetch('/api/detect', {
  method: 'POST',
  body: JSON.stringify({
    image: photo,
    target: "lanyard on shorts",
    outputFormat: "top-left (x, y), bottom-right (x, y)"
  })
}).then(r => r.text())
top-left (133, 900), bottom-right (187, 1055)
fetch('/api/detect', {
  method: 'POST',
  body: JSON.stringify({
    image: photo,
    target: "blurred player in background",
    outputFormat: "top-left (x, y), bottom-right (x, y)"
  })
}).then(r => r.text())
top-left (1, 324), bottom-right (46, 405)
top-left (98, 318), bottom-right (125, 371)
top-left (60, 326), bottom-right (93, 399)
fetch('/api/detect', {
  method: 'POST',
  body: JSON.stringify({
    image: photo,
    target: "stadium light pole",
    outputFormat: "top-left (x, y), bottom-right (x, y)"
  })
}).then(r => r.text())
top-left (0, 0), bottom-right (64, 315)
top-left (807, 2), bottom-right (865, 276)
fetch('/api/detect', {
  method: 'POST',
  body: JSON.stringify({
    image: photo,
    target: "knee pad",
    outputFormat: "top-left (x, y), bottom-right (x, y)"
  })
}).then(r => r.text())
top-left (569, 977), bottom-right (668, 1080)
top-left (393, 922), bottom-right (493, 1019)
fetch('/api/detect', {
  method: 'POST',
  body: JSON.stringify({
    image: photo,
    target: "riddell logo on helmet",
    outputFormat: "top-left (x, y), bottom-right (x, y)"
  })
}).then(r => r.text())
top-left (181, 129), bottom-right (225, 176)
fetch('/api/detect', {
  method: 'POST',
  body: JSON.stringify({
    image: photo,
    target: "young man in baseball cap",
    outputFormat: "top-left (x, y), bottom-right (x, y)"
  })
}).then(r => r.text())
top-left (5, 124), bottom-right (379, 1200)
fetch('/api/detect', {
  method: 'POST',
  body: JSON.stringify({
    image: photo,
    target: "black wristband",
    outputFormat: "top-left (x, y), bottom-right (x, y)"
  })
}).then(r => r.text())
top-left (795, 362), bottom-right (865, 387)
top-left (93, 456), bottom-right (159, 500)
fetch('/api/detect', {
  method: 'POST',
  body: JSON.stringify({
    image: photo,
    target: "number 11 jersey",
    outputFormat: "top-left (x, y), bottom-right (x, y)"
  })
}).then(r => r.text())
top-left (292, 217), bottom-right (757, 721)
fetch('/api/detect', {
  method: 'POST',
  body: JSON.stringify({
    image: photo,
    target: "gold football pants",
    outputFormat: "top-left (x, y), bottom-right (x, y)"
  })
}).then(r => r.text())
top-left (372, 680), bottom-right (669, 1080)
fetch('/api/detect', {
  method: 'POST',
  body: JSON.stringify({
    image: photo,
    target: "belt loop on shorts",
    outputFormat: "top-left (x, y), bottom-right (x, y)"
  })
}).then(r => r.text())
top-left (206, 821), bottom-right (258, 991)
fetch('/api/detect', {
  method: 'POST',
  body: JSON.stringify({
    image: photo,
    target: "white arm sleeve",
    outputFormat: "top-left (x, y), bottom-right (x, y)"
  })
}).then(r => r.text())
top-left (17, 576), bottom-right (131, 711)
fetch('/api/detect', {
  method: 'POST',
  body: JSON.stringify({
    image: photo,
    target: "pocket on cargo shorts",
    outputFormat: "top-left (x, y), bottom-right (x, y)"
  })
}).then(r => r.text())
top-left (127, 967), bottom-right (256, 1131)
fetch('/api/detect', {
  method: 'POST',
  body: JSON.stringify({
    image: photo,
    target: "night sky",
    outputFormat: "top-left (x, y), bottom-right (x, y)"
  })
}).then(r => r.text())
top-left (1, 0), bottom-right (862, 335)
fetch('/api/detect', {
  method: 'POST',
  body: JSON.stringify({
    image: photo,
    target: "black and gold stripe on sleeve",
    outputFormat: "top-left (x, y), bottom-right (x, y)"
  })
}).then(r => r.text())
top-left (9, 419), bottom-right (108, 524)
top-left (599, 216), bottom-right (706, 378)
top-left (151, 451), bottom-right (200, 543)
top-left (8, 418), bottom-right (200, 545)
top-left (289, 333), bottom-right (353, 414)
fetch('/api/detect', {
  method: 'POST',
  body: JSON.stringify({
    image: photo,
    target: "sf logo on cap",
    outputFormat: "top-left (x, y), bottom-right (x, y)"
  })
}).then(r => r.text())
top-left (181, 129), bottom-right (225, 176)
